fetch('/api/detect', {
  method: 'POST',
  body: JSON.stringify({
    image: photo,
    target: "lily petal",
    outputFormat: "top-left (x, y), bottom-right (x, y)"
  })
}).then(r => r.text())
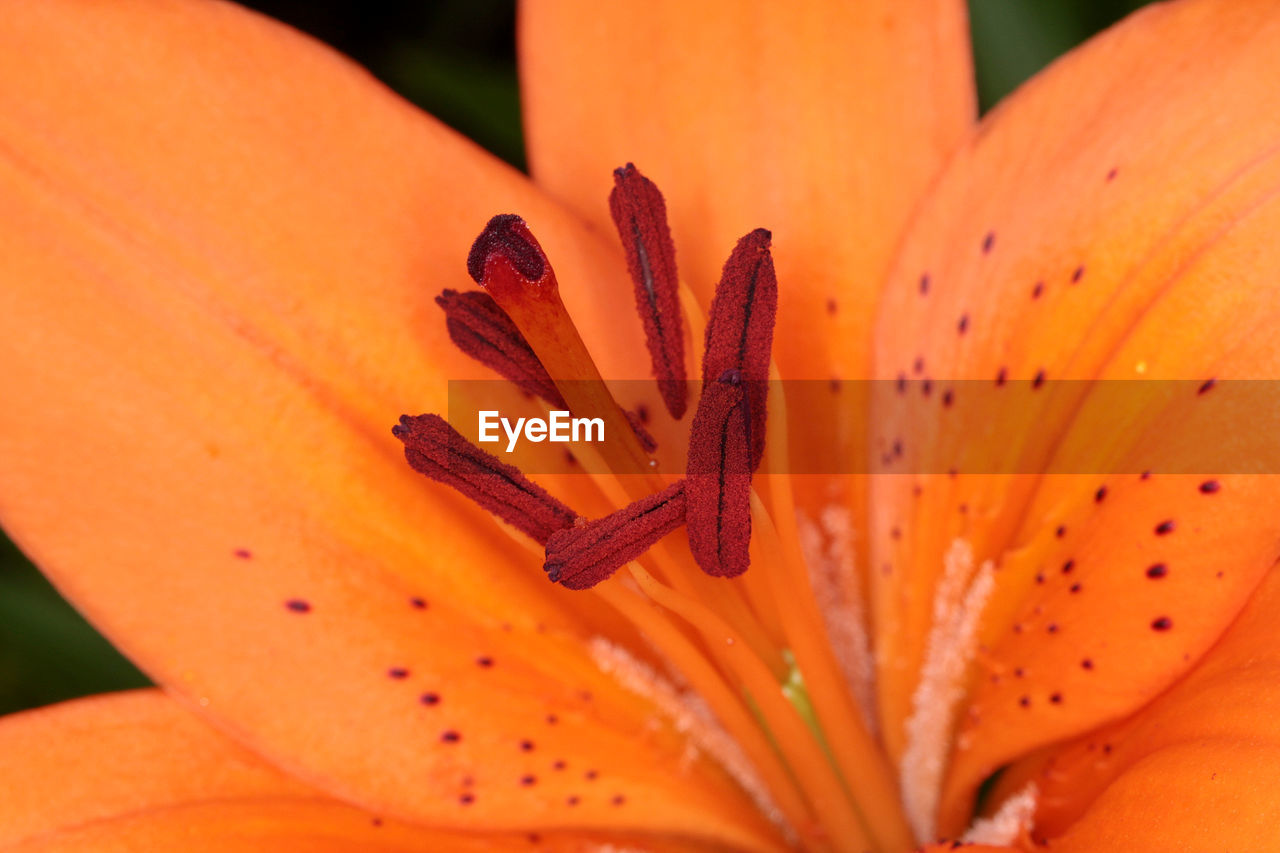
top-left (0, 2), bottom-right (775, 846)
top-left (0, 690), bottom-right (718, 852)
top-left (1001, 566), bottom-right (1280, 849)
top-left (869, 0), bottom-right (1280, 831)
top-left (520, 0), bottom-right (976, 379)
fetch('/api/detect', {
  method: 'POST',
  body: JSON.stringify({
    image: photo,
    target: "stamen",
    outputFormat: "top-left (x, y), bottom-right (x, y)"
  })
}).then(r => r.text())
top-left (435, 289), bottom-right (566, 408)
top-left (544, 481), bottom-right (686, 590)
top-left (609, 163), bottom-right (688, 419)
top-left (684, 230), bottom-right (778, 578)
top-left (700, 228), bottom-right (777, 471)
top-left (392, 414), bottom-right (576, 544)
top-left (686, 373), bottom-right (753, 577)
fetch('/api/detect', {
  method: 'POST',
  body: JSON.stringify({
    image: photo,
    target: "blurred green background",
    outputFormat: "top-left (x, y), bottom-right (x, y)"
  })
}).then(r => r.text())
top-left (0, 0), bottom-right (1153, 716)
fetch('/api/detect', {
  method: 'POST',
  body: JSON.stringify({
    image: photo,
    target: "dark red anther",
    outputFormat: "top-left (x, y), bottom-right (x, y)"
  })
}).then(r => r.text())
top-left (700, 228), bottom-right (776, 472)
top-left (435, 289), bottom-right (567, 409)
top-left (393, 414), bottom-right (576, 544)
top-left (609, 163), bottom-right (688, 419)
top-left (685, 373), bottom-right (753, 578)
top-left (544, 481), bottom-right (687, 590)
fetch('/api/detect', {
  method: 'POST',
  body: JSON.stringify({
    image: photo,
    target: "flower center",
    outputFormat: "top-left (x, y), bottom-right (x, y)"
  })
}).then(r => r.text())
top-left (393, 165), bottom-right (914, 851)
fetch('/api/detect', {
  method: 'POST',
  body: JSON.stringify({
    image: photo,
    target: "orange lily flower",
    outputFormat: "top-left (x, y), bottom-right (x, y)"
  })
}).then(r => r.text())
top-left (4, 0), bottom-right (1280, 850)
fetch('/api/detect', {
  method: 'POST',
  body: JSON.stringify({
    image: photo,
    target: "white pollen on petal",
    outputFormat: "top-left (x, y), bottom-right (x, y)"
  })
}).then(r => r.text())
top-left (963, 782), bottom-right (1038, 846)
top-left (795, 504), bottom-right (876, 733)
top-left (587, 636), bottom-right (790, 841)
top-left (899, 538), bottom-right (995, 844)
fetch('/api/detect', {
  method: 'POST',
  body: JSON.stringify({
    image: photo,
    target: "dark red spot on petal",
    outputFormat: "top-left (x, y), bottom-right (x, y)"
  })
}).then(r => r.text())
top-left (284, 599), bottom-right (311, 613)
top-left (1146, 564), bottom-right (1168, 579)
top-left (1055, 525), bottom-right (1066, 538)
top-left (520, 740), bottom-right (535, 751)
top-left (1081, 658), bottom-right (1094, 670)
top-left (919, 273), bottom-right (930, 295)
top-left (388, 667), bottom-right (409, 679)
top-left (995, 368), bottom-right (1007, 386)
top-left (233, 548), bottom-right (252, 559)
top-left (611, 794), bottom-right (627, 806)
top-left (1151, 616), bottom-right (1173, 631)
top-left (520, 775), bottom-right (537, 786)
top-left (1050, 692), bottom-right (1063, 704)
top-left (476, 656), bottom-right (494, 668)
top-left (957, 314), bottom-right (969, 334)
top-left (1032, 281), bottom-right (1045, 299)
top-left (1155, 520), bottom-right (1176, 535)
top-left (410, 597), bottom-right (428, 609)
top-left (1198, 378), bottom-right (1217, 395)
top-left (441, 730), bottom-right (461, 743)
top-left (1094, 486), bottom-right (1107, 503)
top-left (1200, 480), bottom-right (1221, 494)
top-left (459, 793), bottom-right (475, 805)
top-left (1071, 266), bottom-right (1085, 284)
top-left (420, 692), bottom-right (440, 706)
top-left (1062, 560), bottom-right (1075, 574)
top-left (1032, 369), bottom-right (1045, 390)
top-left (982, 231), bottom-right (995, 253)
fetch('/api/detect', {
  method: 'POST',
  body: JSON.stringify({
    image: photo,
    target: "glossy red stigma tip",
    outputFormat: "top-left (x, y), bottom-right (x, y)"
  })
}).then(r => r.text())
top-left (467, 214), bottom-right (547, 286)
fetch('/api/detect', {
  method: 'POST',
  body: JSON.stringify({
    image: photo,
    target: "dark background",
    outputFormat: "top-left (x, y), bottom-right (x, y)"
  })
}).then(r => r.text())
top-left (0, 0), bottom-right (1153, 715)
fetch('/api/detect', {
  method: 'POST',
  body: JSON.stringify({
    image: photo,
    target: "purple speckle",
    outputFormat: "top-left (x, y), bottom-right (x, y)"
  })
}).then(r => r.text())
top-left (284, 599), bottom-right (311, 614)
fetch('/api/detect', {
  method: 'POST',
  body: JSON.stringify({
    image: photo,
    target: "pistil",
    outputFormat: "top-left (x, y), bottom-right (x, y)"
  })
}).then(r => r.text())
top-left (467, 214), bottom-right (657, 482)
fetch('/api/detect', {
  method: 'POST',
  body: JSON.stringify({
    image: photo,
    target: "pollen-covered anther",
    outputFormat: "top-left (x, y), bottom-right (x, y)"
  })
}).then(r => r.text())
top-left (685, 372), bottom-right (754, 578)
top-left (609, 163), bottom-right (688, 419)
top-left (435, 289), bottom-right (566, 409)
top-left (700, 228), bottom-right (777, 471)
top-left (543, 481), bottom-right (687, 590)
top-left (682, 228), bottom-right (778, 578)
top-left (392, 413), bottom-right (576, 545)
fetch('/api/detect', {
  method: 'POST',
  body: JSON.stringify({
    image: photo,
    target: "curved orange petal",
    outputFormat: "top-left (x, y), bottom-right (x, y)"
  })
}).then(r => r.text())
top-left (0, 2), bottom-right (775, 847)
top-left (520, 0), bottom-right (975, 381)
top-left (0, 690), bottom-right (718, 852)
top-left (867, 0), bottom-right (1280, 834)
top-left (1002, 568), bottom-right (1280, 848)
